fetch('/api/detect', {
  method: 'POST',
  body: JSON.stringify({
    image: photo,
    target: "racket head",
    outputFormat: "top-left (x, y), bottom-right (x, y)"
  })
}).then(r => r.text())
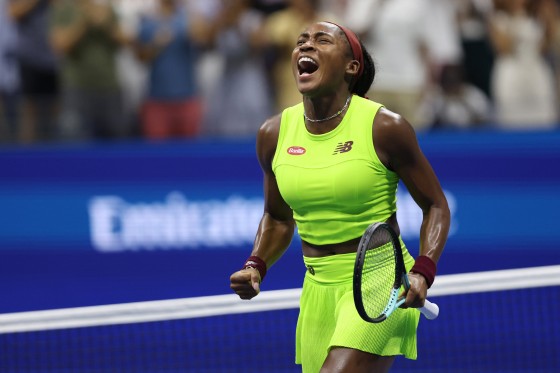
top-left (353, 222), bottom-right (406, 323)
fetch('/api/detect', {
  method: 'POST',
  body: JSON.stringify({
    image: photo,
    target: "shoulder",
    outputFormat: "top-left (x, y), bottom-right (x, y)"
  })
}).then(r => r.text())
top-left (373, 107), bottom-right (420, 169)
top-left (258, 113), bottom-right (282, 138)
top-left (374, 107), bottom-right (413, 134)
top-left (256, 113), bottom-right (282, 172)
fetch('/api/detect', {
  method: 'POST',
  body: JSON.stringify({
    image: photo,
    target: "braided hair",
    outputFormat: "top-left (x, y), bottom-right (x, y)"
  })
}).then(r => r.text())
top-left (351, 39), bottom-right (375, 98)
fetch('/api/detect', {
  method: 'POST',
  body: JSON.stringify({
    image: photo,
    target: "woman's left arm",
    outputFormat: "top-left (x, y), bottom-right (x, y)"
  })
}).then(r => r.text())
top-left (374, 108), bottom-right (451, 307)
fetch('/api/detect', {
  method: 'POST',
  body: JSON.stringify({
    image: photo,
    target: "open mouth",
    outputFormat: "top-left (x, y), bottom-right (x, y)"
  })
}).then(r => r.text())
top-left (298, 56), bottom-right (319, 76)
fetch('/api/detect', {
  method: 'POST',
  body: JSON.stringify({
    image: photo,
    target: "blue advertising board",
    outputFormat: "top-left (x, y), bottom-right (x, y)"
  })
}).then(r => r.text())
top-left (0, 131), bottom-right (559, 312)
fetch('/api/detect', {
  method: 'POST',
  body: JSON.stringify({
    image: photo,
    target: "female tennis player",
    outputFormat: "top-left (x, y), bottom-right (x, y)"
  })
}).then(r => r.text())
top-left (229, 21), bottom-right (450, 373)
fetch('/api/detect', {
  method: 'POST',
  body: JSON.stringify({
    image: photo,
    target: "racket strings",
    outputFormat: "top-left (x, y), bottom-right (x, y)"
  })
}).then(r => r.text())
top-left (360, 237), bottom-right (398, 318)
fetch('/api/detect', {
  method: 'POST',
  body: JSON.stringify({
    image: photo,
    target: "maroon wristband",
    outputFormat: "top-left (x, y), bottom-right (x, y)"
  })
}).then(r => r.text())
top-left (242, 255), bottom-right (267, 281)
top-left (410, 255), bottom-right (437, 288)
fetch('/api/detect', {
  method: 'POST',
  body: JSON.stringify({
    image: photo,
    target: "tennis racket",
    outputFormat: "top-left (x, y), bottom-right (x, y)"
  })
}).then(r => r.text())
top-left (353, 222), bottom-right (439, 323)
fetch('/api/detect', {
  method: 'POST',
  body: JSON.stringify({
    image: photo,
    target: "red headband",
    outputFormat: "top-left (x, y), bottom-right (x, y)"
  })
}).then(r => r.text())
top-left (327, 22), bottom-right (364, 79)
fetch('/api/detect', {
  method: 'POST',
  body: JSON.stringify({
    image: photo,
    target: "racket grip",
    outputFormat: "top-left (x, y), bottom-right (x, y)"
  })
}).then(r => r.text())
top-left (419, 299), bottom-right (439, 320)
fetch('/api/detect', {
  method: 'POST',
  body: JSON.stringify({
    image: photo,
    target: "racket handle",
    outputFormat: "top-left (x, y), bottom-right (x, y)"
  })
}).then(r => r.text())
top-left (419, 299), bottom-right (439, 320)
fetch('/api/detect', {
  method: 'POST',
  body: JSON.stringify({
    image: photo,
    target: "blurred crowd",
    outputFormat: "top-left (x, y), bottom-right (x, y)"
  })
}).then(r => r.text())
top-left (1, 0), bottom-right (560, 145)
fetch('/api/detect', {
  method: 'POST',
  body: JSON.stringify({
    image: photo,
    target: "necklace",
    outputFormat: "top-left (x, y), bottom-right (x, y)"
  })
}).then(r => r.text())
top-left (303, 95), bottom-right (352, 123)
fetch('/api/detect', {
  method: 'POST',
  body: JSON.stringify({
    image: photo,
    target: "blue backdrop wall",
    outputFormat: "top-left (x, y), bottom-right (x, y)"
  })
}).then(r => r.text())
top-left (0, 131), bottom-right (559, 313)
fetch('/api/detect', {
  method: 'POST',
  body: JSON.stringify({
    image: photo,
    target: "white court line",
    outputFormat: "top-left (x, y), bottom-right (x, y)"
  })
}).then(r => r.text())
top-left (0, 265), bottom-right (559, 334)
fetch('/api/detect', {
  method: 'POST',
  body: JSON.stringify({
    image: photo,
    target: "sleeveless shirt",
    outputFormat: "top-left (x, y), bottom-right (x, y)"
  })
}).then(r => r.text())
top-left (272, 95), bottom-right (399, 245)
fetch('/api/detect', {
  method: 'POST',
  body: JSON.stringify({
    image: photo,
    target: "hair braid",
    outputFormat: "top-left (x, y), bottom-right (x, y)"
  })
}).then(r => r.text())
top-left (351, 39), bottom-right (375, 97)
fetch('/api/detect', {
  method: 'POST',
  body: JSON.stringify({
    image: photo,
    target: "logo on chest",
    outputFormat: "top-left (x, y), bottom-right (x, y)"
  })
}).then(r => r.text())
top-left (287, 146), bottom-right (306, 155)
top-left (332, 141), bottom-right (354, 155)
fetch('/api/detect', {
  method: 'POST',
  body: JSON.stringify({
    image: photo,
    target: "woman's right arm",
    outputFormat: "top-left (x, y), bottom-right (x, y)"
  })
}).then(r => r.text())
top-left (229, 115), bottom-right (295, 300)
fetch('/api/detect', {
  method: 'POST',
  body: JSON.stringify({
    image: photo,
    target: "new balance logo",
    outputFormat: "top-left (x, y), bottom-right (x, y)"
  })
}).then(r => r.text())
top-left (332, 141), bottom-right (354, 155)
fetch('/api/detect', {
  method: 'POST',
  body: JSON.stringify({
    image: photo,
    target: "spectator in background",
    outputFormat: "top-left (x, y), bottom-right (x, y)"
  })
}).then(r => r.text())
top-left (134, 0), bottom-right (208, 140)
top-left (0, 0), bottom-right (20, 143)
top-left (489, 0), bottom-right (558, 129)
top-left (202, 0), bottom-right (273, 138)
top-left (49, 0), bottom-right (129, 141)
top-left (8, 0), bottom-right (59, 144)
top-left (538, 0), bottom-right (560, 113)
top-left (418, 63), bottom-right (492, 130)
top-left (456, 0), bottom-right (495, 101)
top-left (112, 0), bottom-right (157, 138)
top-left (338, 0), bottom-right (461, 132)
top-left (262, 0), bottom-right (336, 112)
top-left (189, 0), bottom-right (223, 128)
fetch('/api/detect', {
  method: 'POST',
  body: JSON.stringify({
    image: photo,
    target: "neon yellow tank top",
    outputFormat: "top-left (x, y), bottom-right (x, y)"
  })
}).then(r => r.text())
top-left (272, 95), bottom-right (399, 245)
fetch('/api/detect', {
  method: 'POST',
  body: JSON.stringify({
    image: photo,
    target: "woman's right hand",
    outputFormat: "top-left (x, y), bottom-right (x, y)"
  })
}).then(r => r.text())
top-left (230, 268), bottom-right (261, 300)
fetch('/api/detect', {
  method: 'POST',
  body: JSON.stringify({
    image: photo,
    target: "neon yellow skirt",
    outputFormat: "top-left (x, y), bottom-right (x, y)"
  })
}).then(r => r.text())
top-left (295, 248), bottom-right (419, 373)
